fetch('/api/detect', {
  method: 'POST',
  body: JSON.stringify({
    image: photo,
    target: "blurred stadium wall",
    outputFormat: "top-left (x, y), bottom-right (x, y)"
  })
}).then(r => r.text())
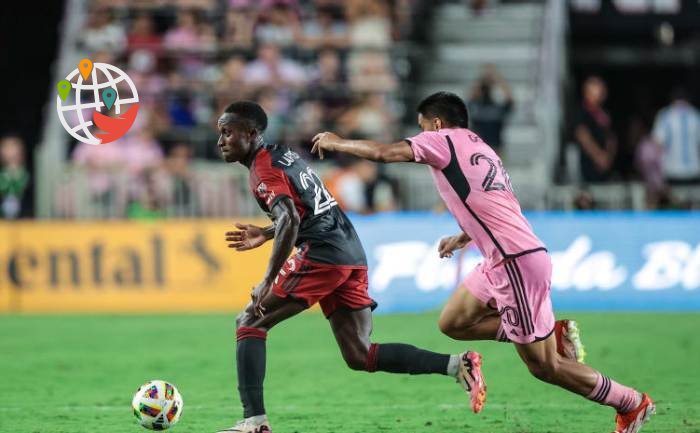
top-left (1, 212), bottom-right (699, 313)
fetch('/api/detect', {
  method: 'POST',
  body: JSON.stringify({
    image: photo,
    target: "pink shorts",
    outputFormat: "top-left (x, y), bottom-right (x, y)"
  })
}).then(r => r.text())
top-left (463, 250), bottom-right (555, 344)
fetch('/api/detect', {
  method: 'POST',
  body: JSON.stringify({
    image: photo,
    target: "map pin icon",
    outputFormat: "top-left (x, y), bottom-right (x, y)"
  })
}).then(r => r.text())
top-left (102, 88), bottom-right (117, 110)
top-left (78, 58), bottom-right (93, 81)
top-left (57, 80), bottom-right (71, 101)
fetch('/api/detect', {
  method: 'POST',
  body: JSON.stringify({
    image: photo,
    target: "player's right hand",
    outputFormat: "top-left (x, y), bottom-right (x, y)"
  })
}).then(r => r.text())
top-left (226, 223), bottom-right (267, 251)
top-left (438, 234), bottom-right (469, 258)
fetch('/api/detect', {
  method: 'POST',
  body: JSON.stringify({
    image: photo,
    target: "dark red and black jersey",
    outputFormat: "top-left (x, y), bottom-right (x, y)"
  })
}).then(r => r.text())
top-left (248, 143), bottom-right (367, 266)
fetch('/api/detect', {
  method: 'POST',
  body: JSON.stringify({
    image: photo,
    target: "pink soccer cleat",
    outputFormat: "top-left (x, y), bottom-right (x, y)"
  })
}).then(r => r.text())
top-left (456, 351), bottom-right (487, 413)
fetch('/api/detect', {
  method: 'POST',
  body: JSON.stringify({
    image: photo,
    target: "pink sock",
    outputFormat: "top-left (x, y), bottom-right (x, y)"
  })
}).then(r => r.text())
top-left (587, 374), bottom-right (640, 413)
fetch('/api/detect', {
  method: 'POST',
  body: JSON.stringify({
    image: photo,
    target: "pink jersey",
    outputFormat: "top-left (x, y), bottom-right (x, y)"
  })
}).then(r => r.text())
top-left (406, 128), bottom-right (545, 266)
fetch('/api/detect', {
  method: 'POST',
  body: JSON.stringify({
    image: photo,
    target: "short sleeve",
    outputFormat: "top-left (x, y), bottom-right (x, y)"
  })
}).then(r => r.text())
top-left (405, 131), bottom-right (451, 169)
top-left (253, 164), bottom-right (294, 209)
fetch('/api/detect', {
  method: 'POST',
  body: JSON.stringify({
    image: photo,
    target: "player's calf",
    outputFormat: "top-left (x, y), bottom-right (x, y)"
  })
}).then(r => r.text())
top-left (363, 343), bottom-right (452, 375)
top-left (522, 354), bottom-right (561, 384)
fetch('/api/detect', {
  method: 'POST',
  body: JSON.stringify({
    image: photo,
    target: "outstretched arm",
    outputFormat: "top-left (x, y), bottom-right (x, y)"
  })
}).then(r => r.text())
top-left (311, 132), bottom-right (415, 163)
top-left (225, 224), bottom-right (276, 251)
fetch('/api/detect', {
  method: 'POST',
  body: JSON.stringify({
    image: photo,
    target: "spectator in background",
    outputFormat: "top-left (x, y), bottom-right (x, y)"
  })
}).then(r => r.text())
top-left (256, 87), bottom-right (287, 143)
top-left (631, 117), bottom-right (667, 209)
top-left (71, 138), bottom-right (127, 216)
top-left (79, 7), bottom-right (127, 54)
top-left (347, 50), bottom-right (397, 93)
top-left (324, 158), bottom-right (378, 213)
top-left (127, 12), bottom-right (162, 54)
top-left (162, 142), bottom-right (199, 217)
top-left (128, 51), bottom-right (167, 107)
top-left (255, 2), bottom-right (301, 48)
top-left (337, 93), bottom-right (396, 143)
top-left (299, 5), bottom-right (349, 50)
top-left (198, 19), bottom-right (218, 55)
top-left (122, 126), bottom-right (164, 178)
top-left (289, 99), bottom-right (324, 157)
top-left (308, 48), bottom-right (350, 125)
top-left (220, 6), bottom-right (257, 52)
top-left (163, 9), bottom-right (206, 76)
top-left (652, 87), bottom-right (700, 185)
top-left (165, 71), bottom-right (196, 127)
top-left (176, 0), bottom-right (217, 11)
top-left (0, 135), bottom-right (31, 219)
top-left (347, 0), bottom-right (391, 49)
top-left (127, 168), bottom-right (166, 220)
top-left (467, 64), bottom-right (513, 155)
top-left (245, 43), bottom-right (307, 91)
top-left (573, 76), bottom-right (617, 183)
top-left (214, 56), bottom-right (250, 107)
top-left (163, 9), bottom-right (201, 52)
top-left (470, 0), bottom-right (489, 16)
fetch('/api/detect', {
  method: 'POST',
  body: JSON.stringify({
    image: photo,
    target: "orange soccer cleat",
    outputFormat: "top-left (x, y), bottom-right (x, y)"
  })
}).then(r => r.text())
top-left (555, 319), bottom-right (586, 363)
top-left (613, 393), bottom-right (655, 433)
top-left (456, 351), bottom-right (487, 413)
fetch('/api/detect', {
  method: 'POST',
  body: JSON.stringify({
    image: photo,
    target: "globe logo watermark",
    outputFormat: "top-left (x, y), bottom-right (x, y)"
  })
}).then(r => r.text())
top-left (56, 58), bottom-right (139, 145)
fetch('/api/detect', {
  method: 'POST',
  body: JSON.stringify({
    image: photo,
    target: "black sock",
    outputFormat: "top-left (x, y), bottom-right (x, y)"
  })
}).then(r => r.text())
top-left (368, 343), bottom-right (450, 375)
top-left (236, 327), bottom-right (268, 418)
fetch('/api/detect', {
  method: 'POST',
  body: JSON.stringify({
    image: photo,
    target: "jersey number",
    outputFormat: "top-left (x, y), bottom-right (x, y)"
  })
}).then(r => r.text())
top-left (469, 153), bottom-right (512, 192)
top-left (299, 167), bottom-right (337, 215)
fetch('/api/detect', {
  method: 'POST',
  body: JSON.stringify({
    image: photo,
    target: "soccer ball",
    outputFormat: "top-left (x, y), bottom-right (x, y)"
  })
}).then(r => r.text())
top-left (132, 380), bottom-right (184, 430)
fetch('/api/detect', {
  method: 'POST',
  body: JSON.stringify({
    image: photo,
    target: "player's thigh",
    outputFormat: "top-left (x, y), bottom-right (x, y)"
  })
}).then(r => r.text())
top-left (328, 306), bottom-right (373, 358)
top-left (438, 268), bottom-right (496, 331)
top-left (236, 292), bottom-right (307, 331)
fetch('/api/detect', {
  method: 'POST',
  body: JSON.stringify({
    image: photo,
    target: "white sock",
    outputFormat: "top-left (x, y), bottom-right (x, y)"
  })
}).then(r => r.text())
top-left (446, 354), bottom-right (461, 377)
top-left (247, 414), bottom-right (268, 424)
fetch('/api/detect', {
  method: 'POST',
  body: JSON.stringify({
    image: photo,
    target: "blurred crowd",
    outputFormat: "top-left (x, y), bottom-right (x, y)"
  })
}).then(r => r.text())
top-left (4, 0), bottom-right (699, 220)
top-left (571, 76), bottom-right (700, 210)
top-left (51, 0), bottom-right (415, 219)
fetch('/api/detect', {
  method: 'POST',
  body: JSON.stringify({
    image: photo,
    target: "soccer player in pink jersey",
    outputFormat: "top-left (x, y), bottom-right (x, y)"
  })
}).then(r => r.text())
top-left (311, 92), bottom-right (654, 433)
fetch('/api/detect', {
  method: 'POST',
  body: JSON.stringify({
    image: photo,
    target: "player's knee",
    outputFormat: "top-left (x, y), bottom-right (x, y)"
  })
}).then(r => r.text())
top-left (438, 317), bottom-right (459, 338)
top-left (525, 357), bottom-right (560, 384)
top-left (235, 310), bottom-right (254, 328)
top-left (438, 315), bottom-right (472, 339)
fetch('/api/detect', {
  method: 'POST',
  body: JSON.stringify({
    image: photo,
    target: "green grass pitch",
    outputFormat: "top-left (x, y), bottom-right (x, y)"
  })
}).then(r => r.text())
top-left (1, 312), bottom-right (699, 433)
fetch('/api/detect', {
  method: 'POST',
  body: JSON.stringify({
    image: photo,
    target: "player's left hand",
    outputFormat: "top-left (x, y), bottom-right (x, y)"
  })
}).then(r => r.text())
top-left (226, 223), bottom-right (267, 251)
top-left (311, 132), bottom-right (340, 160)
top-left (438, 234), bottom-right (470, 258)
top-left (250, 280), bottom-right (271, 318)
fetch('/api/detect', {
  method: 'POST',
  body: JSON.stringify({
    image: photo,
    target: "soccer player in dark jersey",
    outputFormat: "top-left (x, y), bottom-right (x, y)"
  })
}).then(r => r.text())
top-left (214, 101), bottom-right (485, 433)
top-left (311, 92), bottom-right (654, 433)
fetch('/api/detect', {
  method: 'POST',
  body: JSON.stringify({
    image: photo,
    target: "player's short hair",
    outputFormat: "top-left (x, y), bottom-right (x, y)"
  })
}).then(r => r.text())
top-left (222, 101), bottom-right (268, 132)
top-left (417, 92), bottom-right (470, 128)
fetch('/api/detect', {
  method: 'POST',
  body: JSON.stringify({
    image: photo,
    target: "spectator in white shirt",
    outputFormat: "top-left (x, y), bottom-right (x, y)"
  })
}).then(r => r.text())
top-left (652, 88), bottom-right (700, 184)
